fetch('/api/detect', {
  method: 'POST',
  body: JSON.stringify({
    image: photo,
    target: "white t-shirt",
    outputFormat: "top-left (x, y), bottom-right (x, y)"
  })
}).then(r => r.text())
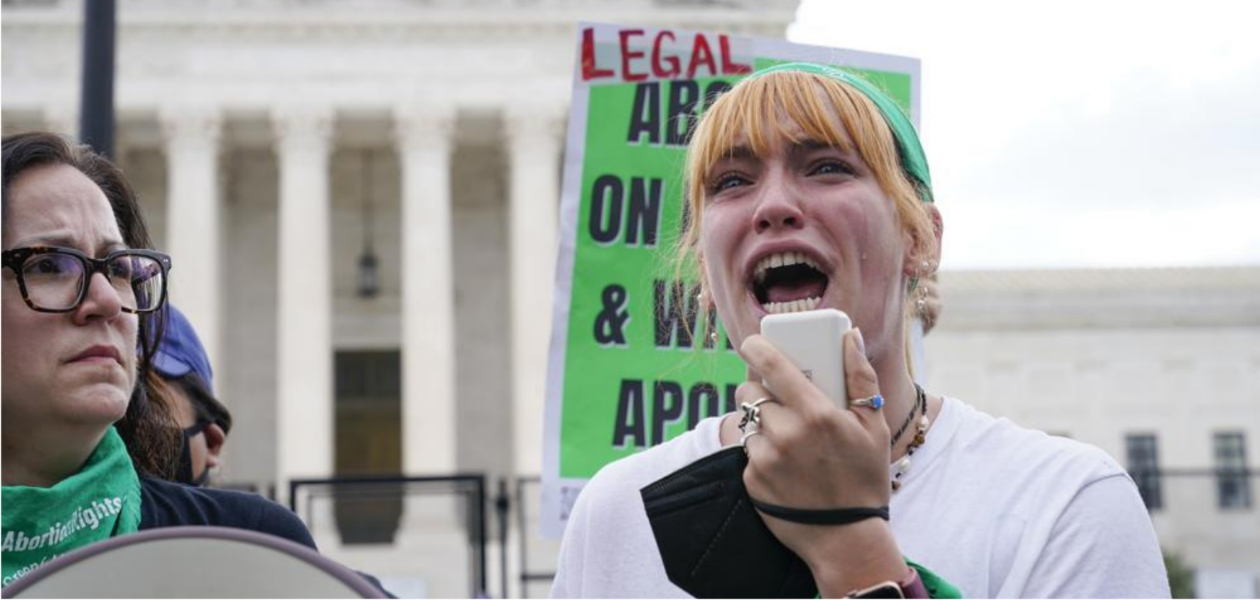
top-left (551, 397), bottom-right (1169, 598)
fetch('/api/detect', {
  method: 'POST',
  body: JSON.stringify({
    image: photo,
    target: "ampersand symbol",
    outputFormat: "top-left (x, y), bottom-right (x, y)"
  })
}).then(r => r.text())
top-left (594, 284), bottom-right (630, 345)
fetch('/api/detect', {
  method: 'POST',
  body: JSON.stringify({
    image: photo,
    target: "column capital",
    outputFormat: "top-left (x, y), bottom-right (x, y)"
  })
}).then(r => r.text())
top-left (159, 104), bottom-right (223, 148)
top-left (503, 103), bottom-right (567, 147)
top-left (271, 104), bottom-right (335, 154)
top-left (392, 102), bottom-right (456, 154)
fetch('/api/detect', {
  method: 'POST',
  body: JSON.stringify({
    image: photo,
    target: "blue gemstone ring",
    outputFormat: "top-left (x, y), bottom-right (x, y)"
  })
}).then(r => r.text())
top-left (849, 394), bottom-right (884, 410)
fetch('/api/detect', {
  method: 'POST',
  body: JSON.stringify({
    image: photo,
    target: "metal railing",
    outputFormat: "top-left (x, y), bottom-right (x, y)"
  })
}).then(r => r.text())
top-left (1130, 468), bottom-right (1258, 513)
top-left (513, 476), bottom-right (559, 599)
top-left (289, 474), bottom-right (488, 598)
top-left (232, 469), bottom-right (1257, 598)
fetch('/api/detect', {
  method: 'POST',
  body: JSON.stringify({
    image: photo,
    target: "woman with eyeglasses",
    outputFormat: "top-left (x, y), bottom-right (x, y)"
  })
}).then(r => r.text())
top-left (0, 132), bottom-right (318, 588)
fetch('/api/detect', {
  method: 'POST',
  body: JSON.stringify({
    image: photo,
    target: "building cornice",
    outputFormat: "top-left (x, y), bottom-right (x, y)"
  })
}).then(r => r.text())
top-left (938, 266), bottom-right (1260, 331)
top-left (2, 1), bottom-right (796, 116)
top-left (2, 1), bottom-right (796, 39)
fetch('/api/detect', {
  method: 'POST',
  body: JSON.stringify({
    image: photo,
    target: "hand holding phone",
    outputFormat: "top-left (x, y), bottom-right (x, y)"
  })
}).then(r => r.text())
top-left (758, 309), bottom-right (851, 408)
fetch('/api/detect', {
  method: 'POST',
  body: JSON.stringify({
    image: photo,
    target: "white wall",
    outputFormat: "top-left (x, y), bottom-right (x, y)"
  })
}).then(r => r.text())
top-left (928, 267), bottom-right (1260, 574)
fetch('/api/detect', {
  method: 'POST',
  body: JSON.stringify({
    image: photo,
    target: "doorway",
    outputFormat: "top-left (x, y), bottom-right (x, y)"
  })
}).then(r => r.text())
top-left (334, 350), bottom-right (403, 544)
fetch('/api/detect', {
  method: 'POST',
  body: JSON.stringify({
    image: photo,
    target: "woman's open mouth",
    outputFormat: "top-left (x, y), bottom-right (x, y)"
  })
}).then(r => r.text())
top-left (750, 251), bottom-right (830, 314)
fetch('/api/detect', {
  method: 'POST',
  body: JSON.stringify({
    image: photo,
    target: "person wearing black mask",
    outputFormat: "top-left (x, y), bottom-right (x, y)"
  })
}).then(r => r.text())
top-left (151, 304), bottom-right (229, 487)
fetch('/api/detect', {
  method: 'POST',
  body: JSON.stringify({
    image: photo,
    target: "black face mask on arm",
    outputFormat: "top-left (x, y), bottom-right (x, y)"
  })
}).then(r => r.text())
top-left (640, 446), bottom-right (818, 598)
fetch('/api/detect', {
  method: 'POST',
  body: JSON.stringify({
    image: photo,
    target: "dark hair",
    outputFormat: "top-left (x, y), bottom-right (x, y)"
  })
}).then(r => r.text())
top-left (175, 372), bottom-right (232, 435)
top-left (2, 130), bottom-right (179, 477)
top-left (142, 372), bottom-right (231, 481)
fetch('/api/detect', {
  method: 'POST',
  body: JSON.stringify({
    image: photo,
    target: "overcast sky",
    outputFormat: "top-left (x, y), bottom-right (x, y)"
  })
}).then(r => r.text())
top-left (788, 1), bottom-right (1260, 270)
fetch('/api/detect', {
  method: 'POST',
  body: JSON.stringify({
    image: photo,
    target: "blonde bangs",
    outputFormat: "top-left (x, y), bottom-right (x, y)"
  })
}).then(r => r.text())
top-left (682, 71), bottom-right (929, 258)
top-left (686, 73), bottom-right (858, 210)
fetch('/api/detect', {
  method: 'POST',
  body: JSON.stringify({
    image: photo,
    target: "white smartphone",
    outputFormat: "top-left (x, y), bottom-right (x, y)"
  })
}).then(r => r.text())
top-left (759, 309), bottom-right (851, 408)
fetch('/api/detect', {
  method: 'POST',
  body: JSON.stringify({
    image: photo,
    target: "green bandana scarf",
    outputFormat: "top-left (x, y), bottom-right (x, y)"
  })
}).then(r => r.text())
top-left (1, 427), bottom-right (142, 587)
top-left (909, 558), bottom-right (963, 598)
top-left (749, 62), bottom-right (935, 203)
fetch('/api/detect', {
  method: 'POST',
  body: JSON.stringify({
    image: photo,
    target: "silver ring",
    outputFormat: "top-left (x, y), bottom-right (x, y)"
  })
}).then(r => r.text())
top-left (740, 429), bottom-right (762, 454)
top-left (738, 397), bottom-right (778, 431)
top-left (849, 394), bottom-right (884, 410)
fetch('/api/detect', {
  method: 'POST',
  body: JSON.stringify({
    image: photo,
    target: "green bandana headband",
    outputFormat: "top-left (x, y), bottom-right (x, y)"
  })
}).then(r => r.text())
top-left (1, 427), bottom-right (142, 587)
top-left (750, 62), bottom-right (934, 203)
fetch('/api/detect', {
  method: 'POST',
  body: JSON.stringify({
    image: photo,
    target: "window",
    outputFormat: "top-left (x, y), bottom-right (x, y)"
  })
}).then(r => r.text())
top-left (1126, 434), bottom-right (1162, 510)
top-left (1215, 432), bottom-right (1252, 510)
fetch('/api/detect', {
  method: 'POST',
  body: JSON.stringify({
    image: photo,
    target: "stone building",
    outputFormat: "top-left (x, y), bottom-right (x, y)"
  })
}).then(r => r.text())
top-left (1, 0), bottom-right (796, 488)
top-left (930, 267), bottom-right (1260, 597)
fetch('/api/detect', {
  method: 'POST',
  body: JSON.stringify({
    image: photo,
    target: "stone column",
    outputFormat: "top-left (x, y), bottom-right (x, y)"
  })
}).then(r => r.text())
top-left (394, 103), bottom-right (457, 474)
top-left (505, 104), bottom-right (565, 476)
top-left (160, 105), bottom-right (223, 370)
top-left (272, 105), bottom-right (335, 492)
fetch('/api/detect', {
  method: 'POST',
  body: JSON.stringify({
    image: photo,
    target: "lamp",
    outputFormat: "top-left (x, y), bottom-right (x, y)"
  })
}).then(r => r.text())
top-left (357, 149), bottom-right (379, 299)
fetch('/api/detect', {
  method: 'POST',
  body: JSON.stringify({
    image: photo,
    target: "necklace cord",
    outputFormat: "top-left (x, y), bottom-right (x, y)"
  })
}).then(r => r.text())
top-left (889, 384), bottom-right (926, 448)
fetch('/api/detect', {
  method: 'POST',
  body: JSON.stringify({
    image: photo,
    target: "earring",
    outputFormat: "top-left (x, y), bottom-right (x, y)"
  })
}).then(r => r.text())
top-left (914, 284), bottom-right (928, 315)
top-left (697, 286), bottom-right (716, 311)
